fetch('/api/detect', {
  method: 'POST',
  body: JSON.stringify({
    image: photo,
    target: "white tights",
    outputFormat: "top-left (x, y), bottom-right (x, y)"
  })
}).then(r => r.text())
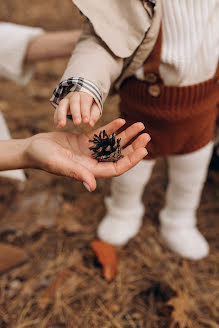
top-left (97, 142), bottom-right (213, 260)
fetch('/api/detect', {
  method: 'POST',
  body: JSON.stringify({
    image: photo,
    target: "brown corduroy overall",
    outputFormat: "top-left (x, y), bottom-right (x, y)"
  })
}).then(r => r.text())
top-left (119, 30), bottom-right (219, 159)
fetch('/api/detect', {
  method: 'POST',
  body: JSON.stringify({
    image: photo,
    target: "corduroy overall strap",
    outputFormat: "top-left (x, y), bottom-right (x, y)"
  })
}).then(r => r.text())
top-left (143, 27), bottom-right (162, 77)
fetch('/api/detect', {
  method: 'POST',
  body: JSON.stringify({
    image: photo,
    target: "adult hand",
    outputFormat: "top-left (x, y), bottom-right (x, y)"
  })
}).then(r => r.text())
top-left (25, 118), bottom-right (150, 191)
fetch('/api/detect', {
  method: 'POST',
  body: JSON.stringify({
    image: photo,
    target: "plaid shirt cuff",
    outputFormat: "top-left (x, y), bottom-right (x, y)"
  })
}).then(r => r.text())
top-left (50, 77), bottom-right (103, 114)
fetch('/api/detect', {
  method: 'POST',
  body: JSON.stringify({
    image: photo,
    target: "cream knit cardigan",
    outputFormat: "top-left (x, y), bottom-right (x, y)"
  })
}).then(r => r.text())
top-left (137, 0), bottom-right (219, 86)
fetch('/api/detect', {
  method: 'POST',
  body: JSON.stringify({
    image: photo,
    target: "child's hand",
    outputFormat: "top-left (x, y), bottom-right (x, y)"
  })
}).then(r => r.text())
top-left (54, 91), bottom-right (101, 129)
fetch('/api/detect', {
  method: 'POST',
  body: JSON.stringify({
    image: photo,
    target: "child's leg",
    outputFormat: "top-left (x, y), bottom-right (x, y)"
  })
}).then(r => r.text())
top-left (159, 142), bottom-right (213, 260)
top-left (97, 159), bottom-right (155, 245)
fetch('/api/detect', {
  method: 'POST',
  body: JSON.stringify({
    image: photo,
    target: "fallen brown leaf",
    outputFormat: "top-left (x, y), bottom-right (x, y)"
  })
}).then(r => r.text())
top-left (0, 243), bottom-right (28, 274)
top-left (91, 240), bottom-right (118, 281)
top-left (0, 192), bottom-right (61, 237)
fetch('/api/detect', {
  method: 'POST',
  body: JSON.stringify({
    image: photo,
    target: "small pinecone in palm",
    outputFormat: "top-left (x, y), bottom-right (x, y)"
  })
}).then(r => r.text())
top-left (89, 130), bottom-right (123, 162)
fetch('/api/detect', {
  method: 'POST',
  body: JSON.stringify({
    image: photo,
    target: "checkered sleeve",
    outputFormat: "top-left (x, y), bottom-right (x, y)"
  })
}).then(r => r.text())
top-left (50, 77), bottom-right (103, 115)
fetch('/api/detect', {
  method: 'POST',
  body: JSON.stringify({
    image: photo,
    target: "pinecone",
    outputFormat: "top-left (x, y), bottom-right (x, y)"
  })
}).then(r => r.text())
top-left (89, 130), bottom-right (123, 162)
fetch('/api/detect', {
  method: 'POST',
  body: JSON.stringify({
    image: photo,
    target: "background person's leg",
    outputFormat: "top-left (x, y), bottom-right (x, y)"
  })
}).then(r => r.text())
top-left (97, 159), bottom-right (155, 245)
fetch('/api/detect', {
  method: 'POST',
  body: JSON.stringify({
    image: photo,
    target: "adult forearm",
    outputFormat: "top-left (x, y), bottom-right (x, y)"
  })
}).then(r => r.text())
top-left (0, 139), bottom-right (29, 171)
top-left (25, 30), bottom-right (81, 63)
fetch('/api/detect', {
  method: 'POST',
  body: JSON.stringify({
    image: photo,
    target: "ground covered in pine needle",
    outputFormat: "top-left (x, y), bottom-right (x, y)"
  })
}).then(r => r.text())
top-left (0, 1), bottom-right (218, 327)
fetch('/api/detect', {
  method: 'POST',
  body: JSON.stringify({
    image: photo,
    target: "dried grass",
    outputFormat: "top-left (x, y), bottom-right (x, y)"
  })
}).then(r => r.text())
top-left (0, 1), bottom-right (218, 327)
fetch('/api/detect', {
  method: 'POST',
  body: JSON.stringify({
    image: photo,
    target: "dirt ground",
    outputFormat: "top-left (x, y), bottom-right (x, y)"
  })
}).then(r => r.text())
top-left (0, 1), bottom-right (218, 327)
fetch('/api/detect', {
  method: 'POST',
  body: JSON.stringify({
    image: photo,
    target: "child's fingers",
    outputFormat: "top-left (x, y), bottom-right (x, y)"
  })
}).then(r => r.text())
top-left (54, 108), bottom-right (58, 126)
top-left (54, 98), bottom-right (70, 129)
top-left (89, 103), bottom-right (101, 127)
top-left (69, 92), bottom-right (82, 125)
top-left (80, 93), bottom-right (93, 124)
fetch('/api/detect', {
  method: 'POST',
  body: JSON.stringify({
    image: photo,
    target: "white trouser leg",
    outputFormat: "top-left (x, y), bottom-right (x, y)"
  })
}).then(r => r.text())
top-left (160, 142), bottom-right (213, 260)
top-left (0, 112), bottom-right (26, 182)
top-left (97, 159), bottom-right (155, 245)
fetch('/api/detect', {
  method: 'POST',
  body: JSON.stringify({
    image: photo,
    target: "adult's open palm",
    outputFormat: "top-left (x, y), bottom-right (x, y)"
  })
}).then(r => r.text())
top-left (26, 119), bottom-right (150, 191)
